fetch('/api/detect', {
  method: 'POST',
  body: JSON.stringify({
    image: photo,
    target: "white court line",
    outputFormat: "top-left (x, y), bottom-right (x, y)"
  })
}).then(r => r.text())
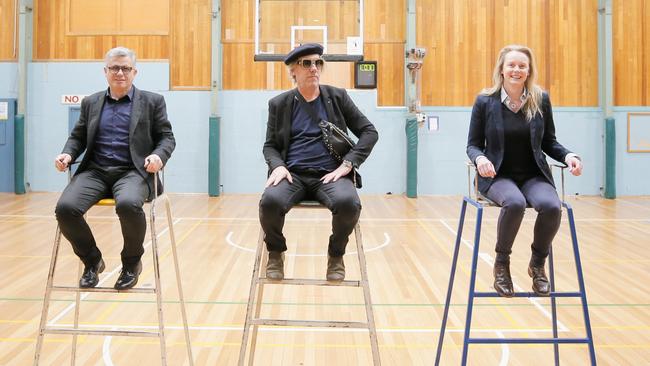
top-left (496, 331), bottom-right (510, 366)
top-left (439, 219), bottom-right (569, 332)
top-left (52, 322), bottom-right (566, 335)
top-left (48, 219), bottom-right (179, 326)
top-left (102, 328), bottom-right (116, 366)
top-left (225, 231), bottom-right (390, 256)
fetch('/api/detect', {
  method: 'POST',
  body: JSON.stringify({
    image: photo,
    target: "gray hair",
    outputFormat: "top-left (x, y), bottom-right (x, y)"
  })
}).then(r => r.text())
top-left (105, 47), bottom-right (137, 66)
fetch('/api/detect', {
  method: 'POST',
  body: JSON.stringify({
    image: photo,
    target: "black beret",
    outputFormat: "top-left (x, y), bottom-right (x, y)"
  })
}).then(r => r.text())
top-left (283, 43), bottom-right (324, 65)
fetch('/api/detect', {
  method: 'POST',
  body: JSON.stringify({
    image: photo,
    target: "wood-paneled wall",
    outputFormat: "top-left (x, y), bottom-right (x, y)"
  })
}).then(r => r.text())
top-left (0, 0), bottom-right (17, 60)
top-left (614, 0), bottom-right (649, 106)
top-left (19, 0), bottom-right (650, 106)
top-left (170, 0), bottom-right (211, 90)
top-left (32, 0), bottom-right (210, 89)
top-left (417, 0), bottom-right (599, 107)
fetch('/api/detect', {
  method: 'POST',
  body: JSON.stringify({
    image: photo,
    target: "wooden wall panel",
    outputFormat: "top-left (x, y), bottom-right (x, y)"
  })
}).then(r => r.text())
top-left (614, 0), bottom-right (649, 106)
top-left (417, 0), bottom-right (598, 106)
top-left (170, 0), bottom-right (211, 89)
top-left (0, 0), bottom-right (18, 60)
top-left (33, 0), bottom-right (168, 60)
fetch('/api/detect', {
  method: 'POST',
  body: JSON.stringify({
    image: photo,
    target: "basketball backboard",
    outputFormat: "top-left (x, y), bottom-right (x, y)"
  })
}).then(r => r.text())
top-left (254, 0), bottom-right (364, 62)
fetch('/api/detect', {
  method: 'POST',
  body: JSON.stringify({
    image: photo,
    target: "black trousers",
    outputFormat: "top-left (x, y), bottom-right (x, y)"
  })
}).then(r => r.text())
top-left (259, 170), bottom-right (361, 257)
top-left (485, 175), bottom-right (562, 266)
top-left (55, 164), bottom-right (149, 267)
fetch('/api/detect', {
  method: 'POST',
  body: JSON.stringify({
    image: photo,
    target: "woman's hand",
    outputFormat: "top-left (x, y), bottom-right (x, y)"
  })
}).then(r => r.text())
top-left (475, 156), bottom-right (496, 178)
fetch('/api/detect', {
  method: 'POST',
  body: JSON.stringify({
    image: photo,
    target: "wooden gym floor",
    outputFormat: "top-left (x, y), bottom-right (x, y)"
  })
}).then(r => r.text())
top-left (0, 193), bottom-right (648, 365)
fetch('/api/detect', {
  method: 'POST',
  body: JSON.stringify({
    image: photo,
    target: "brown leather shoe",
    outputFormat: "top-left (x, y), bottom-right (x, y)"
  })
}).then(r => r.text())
top-left (326, 256), bottom-right (345, 281)
top-left (266, 251), bottom-right (284, 280)
top-left (528, 264), bottom-right (550, 296)
top-left (493, 262), bottom-right (514, 297)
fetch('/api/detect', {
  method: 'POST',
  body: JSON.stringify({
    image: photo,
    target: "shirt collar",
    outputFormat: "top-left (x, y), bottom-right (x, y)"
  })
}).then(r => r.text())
top-left (105, 86), bottom-right (135, 102)
top-left (500, 87), bottom-right (527, 104)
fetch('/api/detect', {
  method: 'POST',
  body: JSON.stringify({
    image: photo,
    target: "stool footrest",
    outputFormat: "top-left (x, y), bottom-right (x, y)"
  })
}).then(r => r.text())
top-left (468, 337), bottom-right (590, 344)
top-left (258, 278), bottom-right (361, 287)
top-left (43, 327), bottom-right (160, 338)
top-left (473, 291), bottom-right (582, 298)
top-left (51, 285), bottom-right (156, 294)
top-left (251, 318), bottom-right (369, 329)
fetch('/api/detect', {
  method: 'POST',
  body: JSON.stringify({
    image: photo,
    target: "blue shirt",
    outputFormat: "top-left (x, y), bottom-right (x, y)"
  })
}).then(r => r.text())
top-left (285, 96), bottom-right (339, 172)
top-left (92, 87), bottom-right (134, 167)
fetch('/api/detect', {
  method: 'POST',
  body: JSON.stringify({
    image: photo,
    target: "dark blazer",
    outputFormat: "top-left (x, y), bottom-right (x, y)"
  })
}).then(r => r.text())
top-left (466, 91), bottom-right (571, 194)
top-left (263, 85), bottom-right (379, 186)
top-left (62, 86), bottom-right (176, 200)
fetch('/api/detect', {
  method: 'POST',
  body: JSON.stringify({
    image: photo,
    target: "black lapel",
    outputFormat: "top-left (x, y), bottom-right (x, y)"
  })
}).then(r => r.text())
top-left (86, 92), bottom-right (105, 148)
top-left (129, 87), bottom-right (142, 138)
top-left (493, 94), bottom-right (505, 153)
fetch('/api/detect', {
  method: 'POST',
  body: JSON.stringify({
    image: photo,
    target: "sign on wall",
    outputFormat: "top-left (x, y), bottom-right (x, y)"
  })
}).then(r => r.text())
top-left (61, 95), bottom-right (86, 105)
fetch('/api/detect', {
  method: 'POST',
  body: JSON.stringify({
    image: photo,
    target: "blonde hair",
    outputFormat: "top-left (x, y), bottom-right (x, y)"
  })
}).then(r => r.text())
top-left (481, 45), bottom-right (543, 122)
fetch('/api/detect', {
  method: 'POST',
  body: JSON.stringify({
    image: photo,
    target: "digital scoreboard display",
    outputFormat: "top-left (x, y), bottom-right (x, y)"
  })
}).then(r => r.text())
top-left (354, 61), bottom-right (377, 89)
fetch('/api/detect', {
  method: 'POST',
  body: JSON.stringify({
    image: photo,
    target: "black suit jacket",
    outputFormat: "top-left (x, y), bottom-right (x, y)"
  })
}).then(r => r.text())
top-left (62, 86), bottom-right (176, 199)
top-left (263, 85), bottom-right (378, 186)
top-left (466, 92), bottom-right (571, 194)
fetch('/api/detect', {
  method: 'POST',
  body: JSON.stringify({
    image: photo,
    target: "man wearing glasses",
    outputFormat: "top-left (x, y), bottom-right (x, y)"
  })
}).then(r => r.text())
top-left (53, 46), bottom-right (175, 290)
top-left (260, 43), bottom-right (378, 281)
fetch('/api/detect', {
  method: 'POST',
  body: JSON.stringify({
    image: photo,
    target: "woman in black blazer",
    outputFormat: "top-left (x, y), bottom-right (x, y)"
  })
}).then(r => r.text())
top-left (466, 45), bottom-right (583, 297)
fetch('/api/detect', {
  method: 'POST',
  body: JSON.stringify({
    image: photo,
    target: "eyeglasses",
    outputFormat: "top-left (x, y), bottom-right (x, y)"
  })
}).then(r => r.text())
top-left (107, 66), bottom-right (134, 74)
top-left (297, 58), bottom-right (324, 69)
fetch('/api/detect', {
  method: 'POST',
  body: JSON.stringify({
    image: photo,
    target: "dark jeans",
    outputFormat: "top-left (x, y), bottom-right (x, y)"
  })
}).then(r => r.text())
top-left (259, 170), bottom-right (361, 257)
top-left (485, 175), bottom-right (562, 266)
top-left (55, 164), bottom-right (149, 267)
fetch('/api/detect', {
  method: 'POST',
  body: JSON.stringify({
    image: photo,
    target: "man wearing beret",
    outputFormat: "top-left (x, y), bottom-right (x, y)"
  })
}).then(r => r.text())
top-left (259, 43), bottom-right (378, 281)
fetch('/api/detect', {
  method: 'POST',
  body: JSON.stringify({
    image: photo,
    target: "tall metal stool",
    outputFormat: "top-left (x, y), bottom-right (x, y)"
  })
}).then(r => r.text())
top-left (238, 200), bottom-right (381, 365)
top-left (435, 164), bottom-right (596, 365)
top-left (34, 172), bottom-right (194, 366)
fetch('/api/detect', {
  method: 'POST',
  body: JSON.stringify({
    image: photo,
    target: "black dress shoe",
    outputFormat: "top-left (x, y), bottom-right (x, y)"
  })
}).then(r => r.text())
top-left (493, 262), bottom-right (514, 297)
top-left (528, 264), bottom-right (550, 296)
top-left (114, 261), bottom-right (142, 290)
top-left (79, 258), bottom-right (105, 288)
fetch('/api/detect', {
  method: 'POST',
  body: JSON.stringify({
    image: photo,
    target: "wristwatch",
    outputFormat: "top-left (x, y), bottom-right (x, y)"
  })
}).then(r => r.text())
top-left (342, 160), bottom-right (353, 169)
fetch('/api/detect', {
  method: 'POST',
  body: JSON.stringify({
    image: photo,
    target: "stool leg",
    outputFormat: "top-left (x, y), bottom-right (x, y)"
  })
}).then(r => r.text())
top-left (461, 205), bottom-right (484, 366)
top-left (435, 199), bottom-right (469, 366)
top-left (33, 226), bottom-right (63, 366)
top-left (549, 247), bottom-right (560, 366)
top-left (150, 200), bottom-right (167, 366)
top-left (164, 196), bottom-right (194, 365)
top-left (71, 261), bottom-right (83, 366)
top-left (564, 203), bottom-right (597, 365)
top-left (248, 233), bottom-right (268, 366)
top-left (238, 228), bottom-right (265, 366)
top-left (354, 223), bottom-right (381, 365)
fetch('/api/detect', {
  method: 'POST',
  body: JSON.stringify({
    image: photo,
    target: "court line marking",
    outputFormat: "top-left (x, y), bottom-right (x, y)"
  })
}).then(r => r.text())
top-left (225, 231), bottom-right (390, 256)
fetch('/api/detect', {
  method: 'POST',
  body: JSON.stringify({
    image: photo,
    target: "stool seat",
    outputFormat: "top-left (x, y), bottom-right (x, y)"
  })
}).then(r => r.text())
top-left (96, 198), bottom-right (116, 206)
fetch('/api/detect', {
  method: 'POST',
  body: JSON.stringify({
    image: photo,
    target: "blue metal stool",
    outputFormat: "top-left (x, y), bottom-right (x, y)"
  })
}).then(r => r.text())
top-left (435, 164), bottom-right (596, 365)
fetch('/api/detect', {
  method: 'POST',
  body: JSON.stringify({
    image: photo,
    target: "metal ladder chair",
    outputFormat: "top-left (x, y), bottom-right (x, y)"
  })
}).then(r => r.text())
top-left (33, 173), bottom-right (194, 366)
top-left (238, 200), bottom-right (381, 365)
top-left (434, 164), bottom-right (596, 365)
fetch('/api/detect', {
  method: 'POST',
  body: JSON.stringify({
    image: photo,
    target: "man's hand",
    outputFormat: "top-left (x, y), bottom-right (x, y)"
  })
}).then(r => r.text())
top-left (321, 163), bottom-right (352, 184)
top-left (54, 153), bottom-right (72, 172)
top-left (266, 166), bottom-right (293, 187)
top-left (144, 154), bottom-right (163, 173)
top-left (566, 156), bottom-right (583, 176)
top-left (475, 156), bottom-right (496, 178)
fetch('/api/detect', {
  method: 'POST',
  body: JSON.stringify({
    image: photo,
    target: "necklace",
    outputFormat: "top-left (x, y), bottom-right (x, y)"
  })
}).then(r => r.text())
top-left (509, 102), bottom-right (517, 110)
